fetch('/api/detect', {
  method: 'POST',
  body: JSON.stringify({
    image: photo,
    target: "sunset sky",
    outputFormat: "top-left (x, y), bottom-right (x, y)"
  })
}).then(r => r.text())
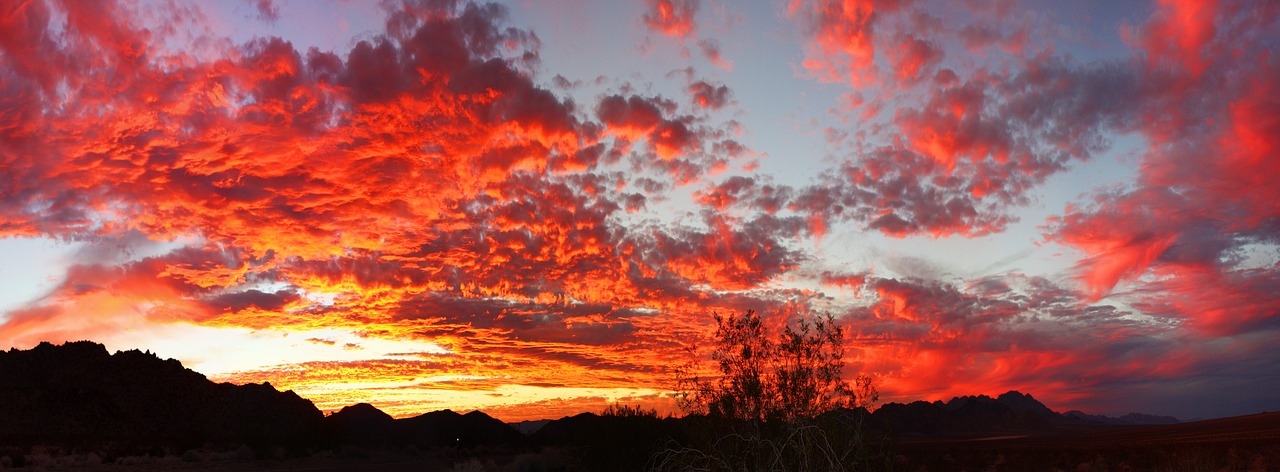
top-left (1, 0), bottom-right (1278, 421)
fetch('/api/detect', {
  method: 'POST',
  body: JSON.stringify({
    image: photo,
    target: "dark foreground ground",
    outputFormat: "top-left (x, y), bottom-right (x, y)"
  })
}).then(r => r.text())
top-left (4, 412), bottom-right (1279, 471)
top-left (893, 412), bottom-right (1280, 472)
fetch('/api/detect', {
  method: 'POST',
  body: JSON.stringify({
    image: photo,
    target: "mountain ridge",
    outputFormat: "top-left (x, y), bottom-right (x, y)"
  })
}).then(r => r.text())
top-left (3, 341), bottom-right (1274, 472)
top-left (0, 340), bottom-right (1183, 449)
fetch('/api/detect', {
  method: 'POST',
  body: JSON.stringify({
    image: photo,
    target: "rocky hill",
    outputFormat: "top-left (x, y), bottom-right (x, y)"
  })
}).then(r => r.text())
top-left (0, 341), bottom-right (323, 448)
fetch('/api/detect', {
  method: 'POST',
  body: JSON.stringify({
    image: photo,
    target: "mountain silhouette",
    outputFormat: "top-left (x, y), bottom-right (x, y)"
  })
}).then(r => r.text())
top-left (0, 341), bottom-right (322, 449)
top-left (325, 402), bottom-right (397, 445)
top-left (531, 412), bottom-right (673, 470)
top-left (870, 390), bottom-right (1180, 436)
top-left (1064, 410), bottom-right (1181, 425)
top-left (324, 403), bottom-right (525, 448)
top-left (0, 340), bottom-right (1190, 460)
top-left (398, 409), bottom-right (526, 447)
top-left (510, 418), bottom-right (551, 435)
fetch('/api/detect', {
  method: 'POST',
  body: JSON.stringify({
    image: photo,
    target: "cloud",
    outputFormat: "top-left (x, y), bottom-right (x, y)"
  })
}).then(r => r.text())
top-left (765, 4), bottom-right (1151, 238)
top-left (1047, 0), bottom-right (1280, 311)
top-left (597, 94), bottom-right (670, 139)
top-left (640, 0), bottom-right (733, 69)
top-left (776, 1), bottom-right (1162, 239)
top-left (248, 0), bottom-right (280, 22)
top-left (696, 38), bottom-right (732, 71)
top-left (688, 80), bottom-right (731, 110)
top-left (601, 96), bottom-right (744, 182)
top-left (885, 33), bottom-right (942, 84)
top-left (786, 0), bottom-right (914, 86)
top-left (1126, 0), bottom-right (1220, 77)
top-left (0, 0), bottom-right (777, 418)
top-left (1047, 188), bottom-right (1189, 300)
top-left (2, 0), bottom-right (1278, 421)
top-left (642, 0), bottom-right (700, 41)
top-left (207, 289), bottom-right (301, 314)
top-left (840, 273), bottom-right (1277, 418)
top-left (629, 212), bottom-right (809, 290)
top-left (957, 23), bottom-right (1026, 53)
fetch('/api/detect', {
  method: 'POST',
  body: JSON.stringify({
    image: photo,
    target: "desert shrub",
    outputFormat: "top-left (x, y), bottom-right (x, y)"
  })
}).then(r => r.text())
top-left (656, 309), bottom-right (883, 472)
top-left (676, 310), bottom-right (877, 423)
top-left (601, 403), bottom-right (659, 418)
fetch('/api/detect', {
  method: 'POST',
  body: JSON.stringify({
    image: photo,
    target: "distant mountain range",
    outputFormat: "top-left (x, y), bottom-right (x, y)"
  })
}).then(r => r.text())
top-left (1062, 409), bottom-right (1181, 425)
top-left (862, 391), bottom-right (1181, 436)
top-left (0, 341), bottom-right (1182, 453)
top-left (0, 341), bottom-right (321, 448)
top-left (0, 341), bottom-right (521, 452)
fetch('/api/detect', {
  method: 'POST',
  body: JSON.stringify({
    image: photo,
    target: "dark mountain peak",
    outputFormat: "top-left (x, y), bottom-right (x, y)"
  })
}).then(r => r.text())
top-left (943, 394), bottom-right (996, 410)
top-left (332, 403), bottom-right (394, 422)
top-left (879, 392), bottom-right (1058, 435)
top-left (510, 419), bottom-right (551, 435)
top-left (1117, 412), bottom-right (1181, 424)
top-left (940, 391), bottom-right (1055, 416)
top-left (409, 409), bottom-right (462, 422)
top-left (996, 391), bottom-right (1057, 415)
top-left (1063, 409), bottom-right (1182, 425)
top-left (531, 411), bottom-right (667, 454)
top-left (997, 390), bottom-right (1032, 401)
top-left (463, 410), bottom-right (494, 419)
top-left (36, 340), bottom-right (110, 357)
top-left (326, 403), bottom-right (397, 445)
top-left (398, 408), bottom-right (523, 448)
top-left (461, 411), bottom-right (522, 434)
top-left (0, 340), bottom-right (323, 448)
top-left (230, 380), bottom-right (286, 394)
top-left (2, 340), bottom-right (110, 363)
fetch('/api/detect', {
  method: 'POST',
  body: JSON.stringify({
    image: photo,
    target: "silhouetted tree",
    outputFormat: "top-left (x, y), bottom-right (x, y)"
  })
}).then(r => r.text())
top-left (677, 310), bottom-right (876, 422)
top-left (656, 309), bottom-right (883, 472)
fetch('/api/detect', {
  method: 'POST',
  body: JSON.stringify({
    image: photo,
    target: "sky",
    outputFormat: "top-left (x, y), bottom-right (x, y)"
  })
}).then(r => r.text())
top-left (0, 0), bottom-right (1277, 422)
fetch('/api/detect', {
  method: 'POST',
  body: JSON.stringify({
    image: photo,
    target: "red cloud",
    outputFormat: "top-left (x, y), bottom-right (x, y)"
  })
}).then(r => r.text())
top-left (843, 274), bottom-right (1278, 418)
top-left (598, 95), bottom-right (667, 134)
top-left (886, 33), bottom-right (942, 84)
top-left (1045, 0), bottom-right (1280, 341)
top-left (630, 213), bottom-right (808, 291)
top-left (1133, 266), bottom-right (1280, 337)
top-left (3, 0), bottom-right (1279, 422)
top-left (1128, 0), bottom-right (1220, 77)
top-left (0, 3), bottom-right (770, 422)
top-left (787, 0), bottom-right (913, 86)
top-left (642, 0), bottom-right (700, 41)
top-left (595, 93), bottom-right (710, 161)
top-left (751, 49), bottom-right (1144, 238)
top-left (1213, 69), bottom-right (1280, 225)
top-left (1047, 188), bottom-right (1188, 300)
top-left (688, 81), bottom-right (731, 110)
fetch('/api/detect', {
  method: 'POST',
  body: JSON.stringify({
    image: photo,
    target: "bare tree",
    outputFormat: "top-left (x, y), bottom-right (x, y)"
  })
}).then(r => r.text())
top-left (659, 309), bottom-right (883, 472)
top-left (678, 310), bottom-right (876, 422)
